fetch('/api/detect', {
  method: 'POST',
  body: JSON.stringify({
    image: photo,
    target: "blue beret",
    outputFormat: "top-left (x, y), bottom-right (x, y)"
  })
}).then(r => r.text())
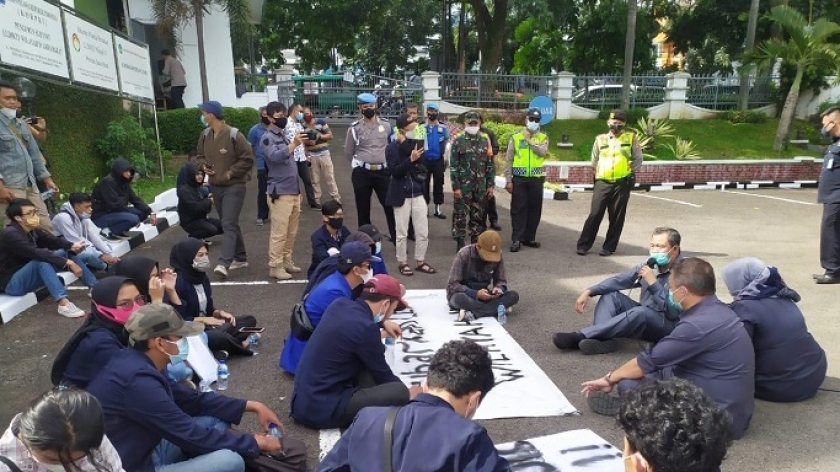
top-left (427, 102), bottom-right (439, 111)
top-left (357, 93), bottom-right (377, 104)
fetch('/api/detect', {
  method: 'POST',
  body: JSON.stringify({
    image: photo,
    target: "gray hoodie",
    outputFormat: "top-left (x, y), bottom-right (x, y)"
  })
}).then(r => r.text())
top-left (51, 202), bottom-right (112, 257)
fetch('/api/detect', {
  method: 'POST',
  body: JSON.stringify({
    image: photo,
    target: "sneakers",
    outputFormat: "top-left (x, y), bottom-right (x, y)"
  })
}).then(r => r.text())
top-left (457, 309), bottom-right (475, 322)
top-left (283, 259), bottom-right (302, 274)
top-left (269, 267), bottom-right (292, 280)
top-left (256, 218), bottom-right (265, 226)
top-left (599, 249), bottom-right (615, 257)
top-left (57, 302), bottom-right (85, 318)
top-left (587, 391), bottom-right (621, 416)
top-left (229, 261), bottom-right (249, 270)
top-left (214, 264), bottom-right (229, 278)
top-left (552, 332), bottom-right (584, 350)
top-left (578, 338), bottom-right (620, 355)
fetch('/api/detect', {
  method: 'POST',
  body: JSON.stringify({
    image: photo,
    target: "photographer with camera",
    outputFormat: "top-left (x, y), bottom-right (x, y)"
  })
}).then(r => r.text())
top-left (385, 114), bottom-right (435, 276)
top-left (303, 107), bottom-right (342, 206)
top-left (286, 103), bottom-right (319, 210)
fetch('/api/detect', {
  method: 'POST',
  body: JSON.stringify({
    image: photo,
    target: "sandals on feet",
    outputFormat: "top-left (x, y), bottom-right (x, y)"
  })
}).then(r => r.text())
top-left (399, 263), bottom-right (414, 276)
top-left (415, 262), bottom-right (436, 274)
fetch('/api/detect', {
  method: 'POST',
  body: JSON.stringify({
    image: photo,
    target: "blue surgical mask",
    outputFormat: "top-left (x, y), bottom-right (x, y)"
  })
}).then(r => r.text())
top-left (649, 250), bottom-right (670, 267)
top-left (200, 115), bottom-right (208, 127)
top-left (164, 338), bottom-right (190, 365)
top-left (297, 112), bottom-right (304, 121)
top-left (373, 302), bottom-right (389, 325)
top-left (80, 212), bottom-right (92, 220)
top-left (526, 121), bottom-right (540, 132)
top-left (667, 288), bottom-right (684, 312)
top-left (375, 241), bottom-right (382, 254)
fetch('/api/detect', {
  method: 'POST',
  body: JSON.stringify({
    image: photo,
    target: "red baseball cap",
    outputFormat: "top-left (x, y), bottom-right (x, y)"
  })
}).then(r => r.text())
top-left (363, 274), bottom-right (408, 310)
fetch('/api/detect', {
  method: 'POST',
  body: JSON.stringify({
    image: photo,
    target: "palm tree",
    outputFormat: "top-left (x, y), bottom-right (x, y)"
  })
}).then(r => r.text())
top-left (744, 5), bottom-right (840, 151)
top-left (152, 0), bottom-right (253, 102)
top-left (620, 0), bottom-right (638, 111)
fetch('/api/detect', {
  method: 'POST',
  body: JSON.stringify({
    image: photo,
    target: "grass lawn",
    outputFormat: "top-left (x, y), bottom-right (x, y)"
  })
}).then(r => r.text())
top-left (133, 173), bottom-right (178, 203)
top-left (539, 118), bottom-right (824, 162)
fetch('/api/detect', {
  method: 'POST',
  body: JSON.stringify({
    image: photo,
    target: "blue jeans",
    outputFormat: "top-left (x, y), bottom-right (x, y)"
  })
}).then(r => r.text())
top-left (76, 246), bottom-right (107, 271)
top-left (4, 250), bottom-right (97, 301)
top-left (153, 416), bottom-right (244, 472)
top-left (92, 207), bottom-right (149, 236)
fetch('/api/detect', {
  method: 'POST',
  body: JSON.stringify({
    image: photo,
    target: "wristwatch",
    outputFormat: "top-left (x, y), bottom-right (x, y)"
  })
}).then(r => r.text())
top-left (604, 371), bottom-right (616, 386)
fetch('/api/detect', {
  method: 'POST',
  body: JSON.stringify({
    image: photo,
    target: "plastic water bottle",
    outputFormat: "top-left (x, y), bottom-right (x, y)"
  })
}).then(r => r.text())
top-left (248, 333), bottom-right (260, 354)
top-left (216, 360), bottom-right (229, 391)
top-left (40, 189), bottom-right (54, 201)
top-left (497, 303), bottom-right (507, 325)
top-left (384, 337), bottom-right (396, 371)
top-left (268, 422), bottom-right (283, 439)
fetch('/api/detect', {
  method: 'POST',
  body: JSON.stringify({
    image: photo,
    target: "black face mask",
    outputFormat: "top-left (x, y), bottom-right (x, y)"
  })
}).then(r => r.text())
top-left (261, 116), bottom-right (271, 125)
top-left (275, 117), bottom-right (288, 129)
top-left (327, 217), bottom-right (344, 229)
top-left (427, 112), bottom-right (438, 121)
top-left (362, 108), bottom-right (376, 119)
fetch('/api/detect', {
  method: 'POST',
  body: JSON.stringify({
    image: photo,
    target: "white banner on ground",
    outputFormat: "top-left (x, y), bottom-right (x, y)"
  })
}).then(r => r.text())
top-left (496, 429), bottom-right (623, 472)
top-left (113, 35), bottom-right (155, 102)
top-left (0, 0), bottom-right (70, 78)
top-left (391, 290), bottom-right (577, 420)
top-left (63, 10), bottom-right (119, 92)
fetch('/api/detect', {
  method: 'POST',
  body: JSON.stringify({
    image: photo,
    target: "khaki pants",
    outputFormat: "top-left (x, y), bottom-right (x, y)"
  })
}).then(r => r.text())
top-left (309, 151), bottom-right (341, 204)
top-left (267, 193), bottom-right (301, 267)
top-left (0, 187), bottom-right (53, 232)
top-left (394, 195), bottom-right (429, 263)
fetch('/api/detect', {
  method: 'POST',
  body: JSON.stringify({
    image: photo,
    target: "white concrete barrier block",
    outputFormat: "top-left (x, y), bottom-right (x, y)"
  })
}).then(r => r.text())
top-left (0, 293), bottom-right (38, 323)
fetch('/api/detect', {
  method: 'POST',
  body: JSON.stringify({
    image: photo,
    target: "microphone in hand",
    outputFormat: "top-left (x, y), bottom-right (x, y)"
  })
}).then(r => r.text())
top-left (635, 257), bottom-right (658, 284)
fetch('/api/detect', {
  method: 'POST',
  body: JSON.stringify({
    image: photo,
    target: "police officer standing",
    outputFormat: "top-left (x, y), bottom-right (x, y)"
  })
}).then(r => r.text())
top-left (815, 107), bottom-right (840, 284)
top-left (423, 103), bottom-right (449, 219)
top-left (576, 109), bottom-right (642, 257)
top-left (504, 108), bottom-right (549, 252)
top-left (451, 112), bottom-right (494, 251)
top-left (345, 93), bottom-right (396, 242)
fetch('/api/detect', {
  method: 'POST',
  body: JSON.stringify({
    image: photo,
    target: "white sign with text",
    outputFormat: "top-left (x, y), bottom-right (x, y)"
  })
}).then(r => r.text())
top-left (496, 429), bottom-right (623, 472)
top-left (0, 0), bottom-right (70, 78)
top-left (113, 35), bottom-right (155, 101)
top-left (63, 10), bottom-right (119, 92)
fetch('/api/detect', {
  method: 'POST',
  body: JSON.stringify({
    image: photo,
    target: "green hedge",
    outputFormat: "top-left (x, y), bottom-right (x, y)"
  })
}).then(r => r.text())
top-left (157, 107), bottom-right (260, 154)
top-left (32, 80), bottom-right (125, 191)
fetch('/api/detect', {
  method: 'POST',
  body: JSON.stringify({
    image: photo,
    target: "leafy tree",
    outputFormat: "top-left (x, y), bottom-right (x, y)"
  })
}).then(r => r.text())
top-left (467, 0), bottom-right (509, 72)
top-left (744, 5), bottom-right (840, 150)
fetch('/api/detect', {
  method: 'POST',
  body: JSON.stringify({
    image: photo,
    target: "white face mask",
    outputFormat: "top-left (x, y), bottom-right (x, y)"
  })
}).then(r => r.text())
top-left (192, 255), bottom-right (211, 271)
top-left (464, 126), bottom-right (480, 135)
top-left (375, 241), bottom-right (382, 254)
top-left (0, 108), bottom-right (17, 120)
top-left (359, 267), bottom-right (373, 284)
top-left (526, 121), bottom-right (540, 132)
top-left (404, 130), bottom-right (416, 140)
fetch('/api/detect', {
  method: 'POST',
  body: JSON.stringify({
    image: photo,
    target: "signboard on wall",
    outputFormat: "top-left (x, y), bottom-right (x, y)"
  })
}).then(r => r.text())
top-left (0, 0), bottom-right (70, 78)
top-left (63, 9), bottom-right (120, 92)
top-left (113, 35), bottom-right (155, 102)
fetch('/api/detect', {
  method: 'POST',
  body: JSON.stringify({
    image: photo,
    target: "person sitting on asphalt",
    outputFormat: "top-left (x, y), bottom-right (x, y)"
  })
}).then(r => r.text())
top-left (86, 303), bottom-right (295, 472)
top-left (281, 241), bottom-right (380, 376)
top-left (91, 157), bottom-right (156, 238)
top-left (447, 230), bottom-right (519, 322)
top-left (317, 340), bottom-right (510, 472)
top-left (722, 257), bottom-right (827, 402)
top-left (553, 227), bottom-right (683, 355)
top-left (0, 198), bottom-right (96, 318)
top-left (177, 161), bottom-right (223, 241)
top-left (169, 237), bottom-right (258, 357)
top-left (359, 223), bottom-right (389, 275)
top-left (618, 379), bottom-right (733, 472)
top-left (581, 257), bottom-right (755, 440)
top-left (0, 387), bottom-right (124, 471)
top-left (291, 275), bottom-right (417, 430)
top-left (52, 192), bottom-right (121, 272)
top-left (308, 199), bottom-right (351, 278)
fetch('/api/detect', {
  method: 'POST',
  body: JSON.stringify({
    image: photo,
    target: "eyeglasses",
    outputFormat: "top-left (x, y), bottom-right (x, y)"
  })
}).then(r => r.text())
top-left (527, 117), bottom-right (540, 123)
top-left (21, 210), bottom-right (39, 217)
top-left (466, 121), bottom-right (479, 125)
top-left (358, 263), bottom-right (372, 270)
top-left (115, 296), bottom-right (146, 310)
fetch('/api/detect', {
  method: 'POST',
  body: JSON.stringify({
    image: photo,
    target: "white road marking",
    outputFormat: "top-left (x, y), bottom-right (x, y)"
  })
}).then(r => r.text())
top-left (721, 190), bottom-right (817, 206)
top-left (67, 280), bottom-right (308, 290)
top-left (319, 429), bottom-right (342, 460)
top-left (636, 193), bottom-right (703, 208)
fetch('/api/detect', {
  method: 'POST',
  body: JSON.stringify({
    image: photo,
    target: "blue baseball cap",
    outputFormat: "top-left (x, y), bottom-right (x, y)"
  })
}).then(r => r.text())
top-left (340, 241), bottom-right (381, 265)
top-left (427, 102), bottom-right (439, 111)
top-left (198, 101), bottom-right (224, 119)
top-left (357, 93), bottom-right (377, 104)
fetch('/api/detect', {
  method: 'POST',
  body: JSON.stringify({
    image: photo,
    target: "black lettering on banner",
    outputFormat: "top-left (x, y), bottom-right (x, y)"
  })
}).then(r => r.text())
top-left (398, 343), bottom-right (435, 380)
top-left (496, 441), bottom-right (558, 472)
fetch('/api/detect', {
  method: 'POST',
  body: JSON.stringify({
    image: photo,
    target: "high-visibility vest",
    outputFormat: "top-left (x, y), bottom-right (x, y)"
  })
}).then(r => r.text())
top-left (595, 132), bottom-right (635, 181)
top-left (511, 131), bottom-right (547, 177)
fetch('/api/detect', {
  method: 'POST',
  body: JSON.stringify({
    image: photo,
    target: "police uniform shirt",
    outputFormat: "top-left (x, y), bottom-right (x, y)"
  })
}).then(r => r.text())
top-left (345, 119), bottom-right (392, 165)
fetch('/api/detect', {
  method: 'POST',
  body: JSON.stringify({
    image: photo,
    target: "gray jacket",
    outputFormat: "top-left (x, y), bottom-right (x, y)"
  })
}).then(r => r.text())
top-left (261, 126), bottom-right (300, 196)
top-left (51, 202), bottom-right (113, 256)
top-left (589, 254), bottom-right (684, 321)
top-left (0, 115), bottom-right (50, 189)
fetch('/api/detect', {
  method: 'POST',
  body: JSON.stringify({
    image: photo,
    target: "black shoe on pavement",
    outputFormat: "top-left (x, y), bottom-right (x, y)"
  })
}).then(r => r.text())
top-left (490, 221), bottom-right (502, 231)
top-left (587, 391), bottom-right (621, 417)
top-left (522, 241), bottom-right (541, 248)
top-left (434, 212), bottom-right (447, 219)
top-left (578, 338), bottom-right (620, 355)
top-left (310, 203), bottom-right (322, 211)
top-left (815, 274), bottom-right (840, 284)
top-left (576, 249), bottom-right (588, 256)
top-left (510, 241), bottom-right (521, 252)
top-left (599, 249), bottom-right (615, 257)
top-left (552, 332), bottom-right (584, 350)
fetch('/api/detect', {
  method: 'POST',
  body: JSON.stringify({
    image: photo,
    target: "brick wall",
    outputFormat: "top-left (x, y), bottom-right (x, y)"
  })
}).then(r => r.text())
top-left (547, 158), bottom-right (824, 185)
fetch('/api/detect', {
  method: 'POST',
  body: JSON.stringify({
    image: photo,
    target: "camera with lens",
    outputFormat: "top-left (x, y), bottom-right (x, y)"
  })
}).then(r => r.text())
top-left (304, 129), bottom-right (319, 141)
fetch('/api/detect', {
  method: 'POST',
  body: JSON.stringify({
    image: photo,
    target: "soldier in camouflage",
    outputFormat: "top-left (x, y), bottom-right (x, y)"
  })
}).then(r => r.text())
top-left (450, 111), bottom-right (495, 251)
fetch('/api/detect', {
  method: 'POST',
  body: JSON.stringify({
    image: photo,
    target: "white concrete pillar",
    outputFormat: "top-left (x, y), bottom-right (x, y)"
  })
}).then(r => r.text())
top-left (666, 72), bottom-right (690, 120)
top-left (553, 71), bottom-right (575, 120)
top-left (422, 71), bottom-right (441, 112)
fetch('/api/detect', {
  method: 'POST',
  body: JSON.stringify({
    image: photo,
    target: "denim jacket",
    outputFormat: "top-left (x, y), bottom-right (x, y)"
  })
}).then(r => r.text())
top-left (0, 115), bottom-right (49, 189)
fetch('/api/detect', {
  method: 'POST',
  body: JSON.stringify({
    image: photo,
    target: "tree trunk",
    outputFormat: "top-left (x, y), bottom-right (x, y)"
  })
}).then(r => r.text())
top-left (469, 0), bottom-right (508, 73)
top-left (621, 0), bottom-right (638, 110)
top-left (194, 0), bottom-right (210, 102)
top-left (457, 2), bottom-right (466, 73)
top-left (738, 0), bottom-right (760, 111)
top-left (774, 64), bottom-right (804, 151)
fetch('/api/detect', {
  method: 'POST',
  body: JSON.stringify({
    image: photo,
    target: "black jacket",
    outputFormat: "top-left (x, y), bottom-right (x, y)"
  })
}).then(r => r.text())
top-left (385, 140), bottom-right (425, 207)
top-left (177, 163), bottom-right (212, 225)
top-left (92, 158), bottom-right (152, 217)
top-left (0, 221), bottom-right (72, 291)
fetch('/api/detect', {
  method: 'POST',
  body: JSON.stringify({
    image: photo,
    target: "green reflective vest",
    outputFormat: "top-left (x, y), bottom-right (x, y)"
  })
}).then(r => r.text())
top-left (511, 131), bottom-right (547, 178)
top-left (595, 132), bottom-right (635, 181)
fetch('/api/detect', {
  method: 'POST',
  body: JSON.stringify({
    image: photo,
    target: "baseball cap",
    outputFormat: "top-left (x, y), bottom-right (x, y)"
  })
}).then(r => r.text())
top-left (345, 230), bottom-right (375, 247)
top-left (609, 109), bottom-right (627, 122)
top-left (357, 93), bottom-right (377, 104)
top-left (476, 230), bottom-right (502, 263)
top-left (125, 303), bottom-right (205, 346)
top-left (464, 111), bottom-right (480, 124)
top-left (197, 101), bottom-right (224, 119)
top-left (395, 113), bottom-right (415, 130)
top-left (527, 108), bottom-right (542, 120)
top-left (340, 241), bottom-right (381, 265)
top-left (363, 274), bottom-right (408, 310)
top-left (358, 224), bottom-right (382, 243)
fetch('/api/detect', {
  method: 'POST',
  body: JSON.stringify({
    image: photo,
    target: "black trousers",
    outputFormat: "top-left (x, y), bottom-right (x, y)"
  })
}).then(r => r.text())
top-left (577, 177), bottom-right (632, 253)
top-left (340, 370), bottom-right (409, 428)
top-left (256, 169), bottom-right (269, 220)
top-left (422, 158), bottom-right (446, 205)
top-left (297, 161), bottom-right (318, 207)
top-left (510, 176), bottom-right (544, 243)
top-left (485, 195), bottom-right (498, 224)
top-left (351, 167), bottom-right (397, 240)
top-left (820, 202), bottom-right (840, 274)
top-left (170, 86), bottom-right (186, 109)
top-left (181, 218), bottom-right (223, 239)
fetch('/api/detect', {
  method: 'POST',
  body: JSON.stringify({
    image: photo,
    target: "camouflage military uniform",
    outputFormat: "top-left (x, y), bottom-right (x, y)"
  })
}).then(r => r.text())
top-left (450, 131), bottom-right (494, 243)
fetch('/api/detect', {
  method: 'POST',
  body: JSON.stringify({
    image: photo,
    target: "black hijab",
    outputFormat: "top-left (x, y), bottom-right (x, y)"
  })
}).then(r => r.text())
top-left (170, 238), bottom-right (209, 284)
top-left (112, 255), bottom-right (159, 297)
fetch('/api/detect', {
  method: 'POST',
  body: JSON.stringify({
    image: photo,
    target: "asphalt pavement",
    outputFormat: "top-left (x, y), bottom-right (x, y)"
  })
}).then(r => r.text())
top-left (1, 125), bottom-right (838, 471)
